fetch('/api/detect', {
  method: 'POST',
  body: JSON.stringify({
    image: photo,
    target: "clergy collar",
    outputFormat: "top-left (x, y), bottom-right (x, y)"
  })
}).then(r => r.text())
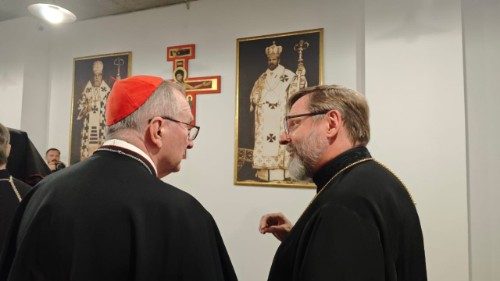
top-left (312, 146), bottom-right (371, 193)
top-left (100, 139), bottom-right (158, 176)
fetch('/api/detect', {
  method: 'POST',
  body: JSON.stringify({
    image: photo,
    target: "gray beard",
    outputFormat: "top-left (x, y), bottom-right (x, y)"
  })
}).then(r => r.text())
top-left (287, 130), bottom-right (327, 181)
top-left (288, 154), bottom-right (310, 181)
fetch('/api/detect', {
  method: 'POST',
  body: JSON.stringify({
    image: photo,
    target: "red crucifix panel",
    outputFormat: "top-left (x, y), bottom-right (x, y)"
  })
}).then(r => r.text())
top-left (166, 44), bottom-right (221, 124)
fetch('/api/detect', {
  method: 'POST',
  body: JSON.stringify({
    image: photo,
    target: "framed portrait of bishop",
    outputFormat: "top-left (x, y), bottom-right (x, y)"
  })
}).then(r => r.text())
top-left (235, 28), bottom-right (323, 188)
top-left (69, 52), bottom-right (131, 165)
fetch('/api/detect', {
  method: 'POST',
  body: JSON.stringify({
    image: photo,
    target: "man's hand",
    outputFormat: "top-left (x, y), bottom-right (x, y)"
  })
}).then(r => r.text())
top-left (259, 212), bottom-right (293, 241)
top-left (47, 161), bottom-right (57, 172)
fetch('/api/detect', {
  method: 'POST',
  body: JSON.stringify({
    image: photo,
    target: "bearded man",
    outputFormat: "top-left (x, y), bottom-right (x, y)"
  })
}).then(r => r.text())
top-left (259, 85), bottom-right (427, 281)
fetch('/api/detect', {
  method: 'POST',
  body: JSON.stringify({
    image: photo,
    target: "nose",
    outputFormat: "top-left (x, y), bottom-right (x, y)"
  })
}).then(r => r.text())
top-left (279, 131), bottom-right (290, 145)
top-left (187, 139), bottom-right (194, 149)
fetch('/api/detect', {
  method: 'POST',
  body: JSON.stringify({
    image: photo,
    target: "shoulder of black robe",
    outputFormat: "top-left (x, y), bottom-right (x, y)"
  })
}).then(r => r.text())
top-left (268, 149), bottom-right (426, 281)
top-left (0, 170), bottom-right (33, 252)
top-left (11, 178), bottom-right (31, 198)
top-left (0, 181), bottom-right (38, 281)
top-left (0, 150), bottom-right (237, 281)
top-left (6, 128), bottom-right (51, 186)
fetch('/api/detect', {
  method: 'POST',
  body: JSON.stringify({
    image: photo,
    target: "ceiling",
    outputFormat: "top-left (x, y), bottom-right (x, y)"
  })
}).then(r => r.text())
top-left (0, 0), bottom-right (194, 23)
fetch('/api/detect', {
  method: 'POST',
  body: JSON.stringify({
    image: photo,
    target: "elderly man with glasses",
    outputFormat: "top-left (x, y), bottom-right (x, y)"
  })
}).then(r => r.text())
top-left (0, 76), bottom-right (237, 281)
top-left (259, 85), bottom-right (426, 281)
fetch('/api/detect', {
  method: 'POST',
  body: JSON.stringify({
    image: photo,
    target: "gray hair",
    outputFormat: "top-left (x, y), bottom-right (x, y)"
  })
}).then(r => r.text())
top-left (288, 85), bottom-right (370, 146)
top-left (0, 122), bottom-right (10, 165)
top-left (106, 80), bottom-right (184, 139)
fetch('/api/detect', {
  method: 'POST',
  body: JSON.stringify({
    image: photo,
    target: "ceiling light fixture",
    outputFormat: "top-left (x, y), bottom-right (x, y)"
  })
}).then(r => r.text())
top-left (28, 3), bottom-right (77, 25)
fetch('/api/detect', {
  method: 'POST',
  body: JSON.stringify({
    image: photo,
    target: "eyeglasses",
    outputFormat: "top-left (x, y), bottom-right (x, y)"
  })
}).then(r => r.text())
top-left (283, 110), bottom-right (329, 135)
top-left (149, 116), bottom-right (200, 140)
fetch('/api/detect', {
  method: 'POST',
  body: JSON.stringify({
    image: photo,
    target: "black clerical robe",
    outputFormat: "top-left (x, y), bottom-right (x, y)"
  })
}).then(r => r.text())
top-left (0, 148), bottom-right (237, 281)
top-left (268, 146), bottom-right (426, 281)
top-left (0, 169), bottom-right (31, 253)
top-left (6, 129), bottom-right (51, 186)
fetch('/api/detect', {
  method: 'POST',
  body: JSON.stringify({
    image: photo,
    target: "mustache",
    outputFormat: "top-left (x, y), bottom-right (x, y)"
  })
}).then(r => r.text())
top-left (285, 144), bottom-right (296, 154)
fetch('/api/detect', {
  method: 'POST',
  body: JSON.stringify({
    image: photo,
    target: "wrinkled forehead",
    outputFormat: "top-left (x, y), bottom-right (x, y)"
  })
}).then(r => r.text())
top-left (288, 94), bottom-right (310, 115)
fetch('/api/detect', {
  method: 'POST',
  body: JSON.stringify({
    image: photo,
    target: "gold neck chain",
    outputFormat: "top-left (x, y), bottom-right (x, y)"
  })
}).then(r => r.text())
top-left (0, 176), bottom-right (22, 202)
top-left (372, 160), bottom-right (415, 204)
top-left (309, 157), bottom-right (373, 206)
top-left (308, 158), bottom-right (416, 209)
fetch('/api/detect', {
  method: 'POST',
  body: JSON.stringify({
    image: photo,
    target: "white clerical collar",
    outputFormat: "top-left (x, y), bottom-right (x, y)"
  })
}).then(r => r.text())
top-left (102, 139), bottom-right (158, 176)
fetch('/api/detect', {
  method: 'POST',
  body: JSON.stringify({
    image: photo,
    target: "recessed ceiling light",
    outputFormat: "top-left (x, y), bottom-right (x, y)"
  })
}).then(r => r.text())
top-left (28, 3), bottom-right (77, 25)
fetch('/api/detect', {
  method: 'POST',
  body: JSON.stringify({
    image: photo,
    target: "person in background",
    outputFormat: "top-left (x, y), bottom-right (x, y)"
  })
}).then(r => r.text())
top-left (0, 123), bottom-right (31, 252)
top-left (45, 148), bottom-right (66, 172)
top-left (6, 128), bottom-right (51, 186)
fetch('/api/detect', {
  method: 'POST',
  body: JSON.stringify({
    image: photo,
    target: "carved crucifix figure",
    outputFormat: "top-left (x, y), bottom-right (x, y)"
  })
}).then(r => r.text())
top-left (166, 44), bottom-right (221, 123)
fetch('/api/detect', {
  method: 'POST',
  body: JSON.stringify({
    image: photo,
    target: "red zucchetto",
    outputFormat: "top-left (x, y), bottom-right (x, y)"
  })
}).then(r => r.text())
top-left (105, 75), bottom-right (164, 126)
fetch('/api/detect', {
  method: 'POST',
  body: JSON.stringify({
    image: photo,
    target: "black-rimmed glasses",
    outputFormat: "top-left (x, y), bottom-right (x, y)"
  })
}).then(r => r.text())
top-left (149, 116), bottom-right (200, 140)
top-left (283, 110), bottom-right (330, 135)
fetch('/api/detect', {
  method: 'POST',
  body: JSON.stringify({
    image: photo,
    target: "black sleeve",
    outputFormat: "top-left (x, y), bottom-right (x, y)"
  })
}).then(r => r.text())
top-left (297, 204), bottom-right (385, 281)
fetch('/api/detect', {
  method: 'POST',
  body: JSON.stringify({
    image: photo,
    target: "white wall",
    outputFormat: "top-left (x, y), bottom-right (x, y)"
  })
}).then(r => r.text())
top-left (0, 17), bottom-right (50, 153)
top-left (365, 1), bottom-right (469, 280)
top-left (0, 61), bottom-right (23, 129)
top-left (462, 1), bottom-right (500, 281)
top-left (0, 0), bottom-right (479, 280)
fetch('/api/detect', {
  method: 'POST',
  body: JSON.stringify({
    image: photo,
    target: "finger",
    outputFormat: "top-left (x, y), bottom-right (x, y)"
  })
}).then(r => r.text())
top-left (259, 225), bottom-right (268, 234)
top-left (267, 225), bottom-right (285, 232)
top-left (261, 226), bottom-right (284, 234)
top-left (274, 212), bottom-right (291, 225)
top-left (259, 215), bottom-right (276, 232)
top-left (264, 213), bottom-right (285, 221)
top-left (260, 213), bottom-right (280, 226)
top-left (260, 212), bottom-right (288, 230)
top-left (259, 215), bottom-right (271, 230)
top-left (260, 227), bottom-right (270, 234)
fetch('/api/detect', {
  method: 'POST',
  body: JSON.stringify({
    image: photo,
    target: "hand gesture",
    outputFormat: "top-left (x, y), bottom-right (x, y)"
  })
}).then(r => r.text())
top-left (259, 212), bottom-right (292, 241)
top-left (47, 162), bottom-right (57, 172)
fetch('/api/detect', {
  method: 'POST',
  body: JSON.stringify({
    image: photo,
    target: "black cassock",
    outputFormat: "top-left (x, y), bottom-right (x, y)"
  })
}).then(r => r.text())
top-left (268, 146), bottom-right (426, 281)
top-left (6, 128), bottom-right (51, 186)
top-left (0, 147), bottom-right (237, 281)
top-left (0, 169), bottom-right (31, 252)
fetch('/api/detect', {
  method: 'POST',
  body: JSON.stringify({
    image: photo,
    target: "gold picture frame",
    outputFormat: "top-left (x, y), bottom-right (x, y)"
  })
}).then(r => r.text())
top-left (69, 52), bottom-right (132, 165)
top-left (234, 28), bottom-right (323, 188)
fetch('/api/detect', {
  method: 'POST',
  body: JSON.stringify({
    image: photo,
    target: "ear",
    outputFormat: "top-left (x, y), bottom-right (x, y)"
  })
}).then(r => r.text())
top-left (5, 143), bottom-right (11, 158)
top-left (325, 110), bottom-right (342, 138)
top-left (147, 118), bottom-right (164, 148)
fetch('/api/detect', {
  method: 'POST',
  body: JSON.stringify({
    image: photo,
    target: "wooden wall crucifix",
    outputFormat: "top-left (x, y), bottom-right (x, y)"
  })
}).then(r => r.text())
top-left (166, 44), bottom-right (221, 123)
